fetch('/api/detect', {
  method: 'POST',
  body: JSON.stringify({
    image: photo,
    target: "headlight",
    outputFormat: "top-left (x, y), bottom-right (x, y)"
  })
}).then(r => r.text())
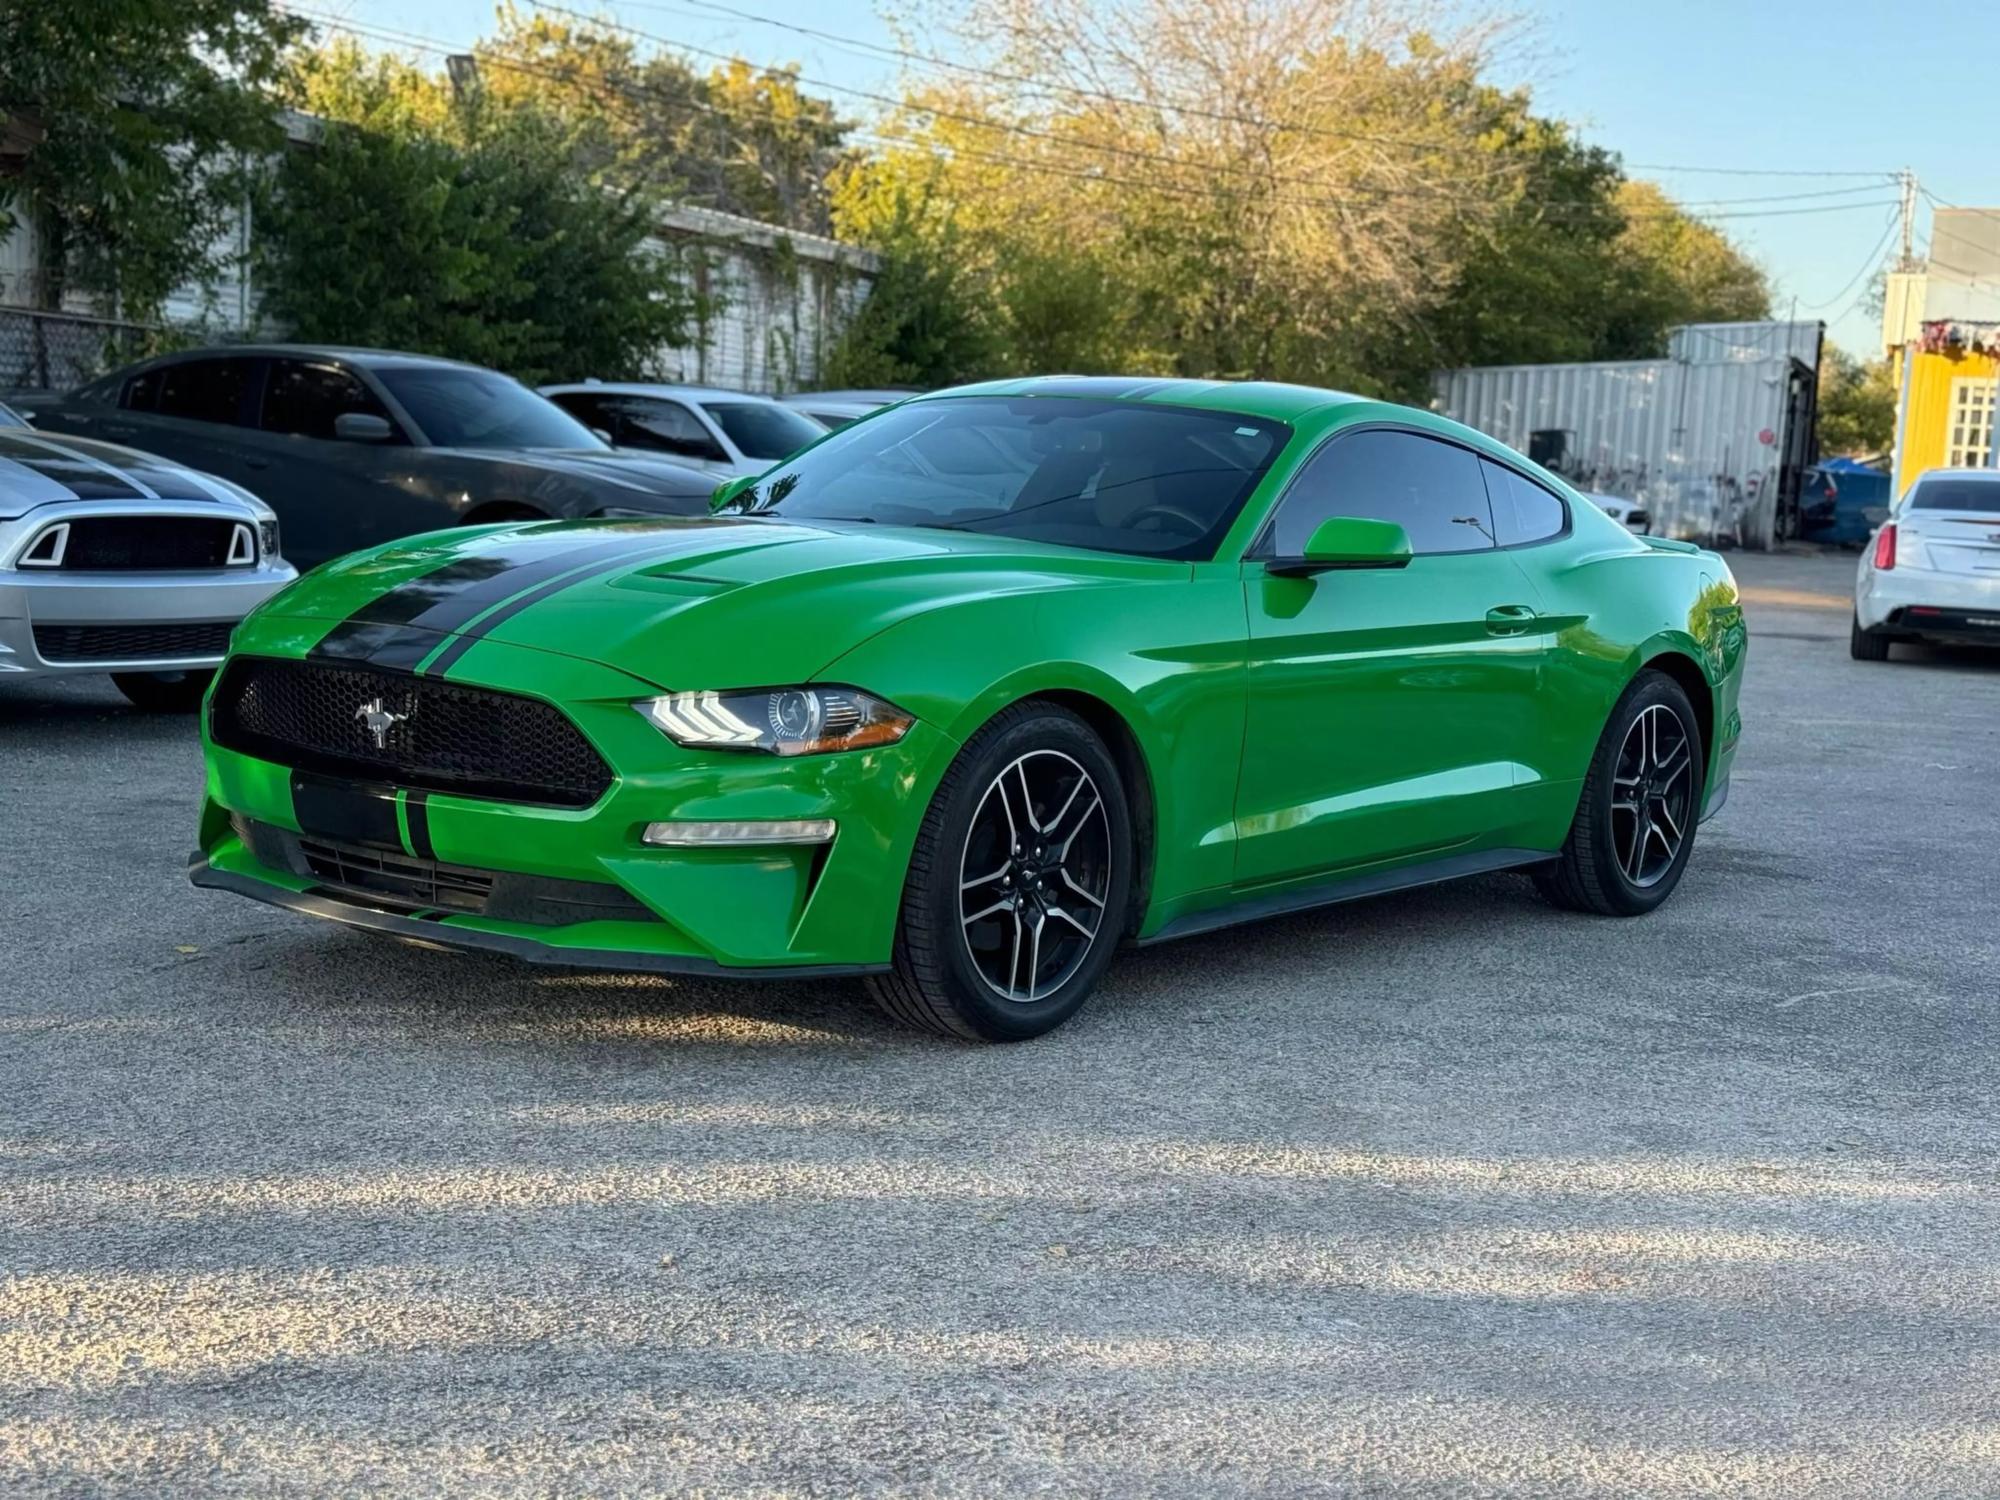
top-left (258, 517), bottom-right (281, 560)
top-left (636, 686), bottom-right (913, 756)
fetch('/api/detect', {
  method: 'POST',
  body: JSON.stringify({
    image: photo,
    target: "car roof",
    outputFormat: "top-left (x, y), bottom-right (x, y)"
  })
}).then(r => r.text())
top-left (1914, 467), bottom-right (2000, 482)
top-left (119, 344), bottom-right (496, 374)
top-left (915, 375), bottom-right (1368, 423)
top-left (540, 382), bottom-right (773, 403)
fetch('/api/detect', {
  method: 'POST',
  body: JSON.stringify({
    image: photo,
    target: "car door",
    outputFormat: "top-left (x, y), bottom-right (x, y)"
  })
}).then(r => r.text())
top-left (232, 356), bottom-right (438, 568)
top-left (84, 355), bottom-right (263, 485)
top-left (1234, 426), bottom-right (1551, 885)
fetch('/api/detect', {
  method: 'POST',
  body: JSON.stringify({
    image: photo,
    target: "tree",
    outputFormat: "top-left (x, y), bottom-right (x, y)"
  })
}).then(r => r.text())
top-left (257, 47), bottom-right (698, 384)
top-left (1603, 180), bottom-right (1772, 352)
top-left (0, 0), bottom-right (304, 317)
top-left (1817, 344), bottom-right (1896, 457)
top-left (820, 195), bottom-right (996, 387)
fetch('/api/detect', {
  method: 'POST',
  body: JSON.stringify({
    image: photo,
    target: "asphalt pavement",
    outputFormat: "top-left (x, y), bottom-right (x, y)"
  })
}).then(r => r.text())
top-left (3, 548), bottom-right (1997, 1498)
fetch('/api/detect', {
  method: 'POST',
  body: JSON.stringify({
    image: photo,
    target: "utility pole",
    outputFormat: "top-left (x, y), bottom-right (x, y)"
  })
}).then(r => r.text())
top-left (1895, 168), bottom-right (1920, 271)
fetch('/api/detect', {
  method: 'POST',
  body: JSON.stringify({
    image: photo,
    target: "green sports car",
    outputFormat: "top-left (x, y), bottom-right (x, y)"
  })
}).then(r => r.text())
top-left (191, 377), bottom-right (1747, 1040)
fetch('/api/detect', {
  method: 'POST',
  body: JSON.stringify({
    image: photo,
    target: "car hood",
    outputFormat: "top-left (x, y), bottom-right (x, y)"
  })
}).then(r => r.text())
top-left (0, 426), bottom-right (258, 518)
top-left (256, 515), bottom-right (1181, 689)
top-left (427, 447), bottom-right (718, 499)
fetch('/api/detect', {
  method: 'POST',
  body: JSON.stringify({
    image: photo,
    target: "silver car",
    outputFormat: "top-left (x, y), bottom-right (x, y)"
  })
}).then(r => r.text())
top-left (1853, 467), bottom-right (2000, 660)
top-left (0, 403), bottom-right (295, 709)
top-left (540, 382), bottom-right (829, 480)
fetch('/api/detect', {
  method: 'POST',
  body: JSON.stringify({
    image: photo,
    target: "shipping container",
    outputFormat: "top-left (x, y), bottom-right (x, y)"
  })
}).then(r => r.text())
top-left (1433, 327), bottom-right (1822, 549)
top-left (1667, 320), bottom-right (1823, 369)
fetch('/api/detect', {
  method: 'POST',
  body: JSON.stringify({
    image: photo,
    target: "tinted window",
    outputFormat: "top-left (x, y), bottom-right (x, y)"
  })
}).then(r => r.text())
top-left (564, 394), bottom-right (726, 461)
top-left (702, 401), bottom-right (826, 461)
top-left (1909, 477), bottom-right (2000, 513)
top-left (262, 359), bottom-right (395, 440)
top-left (721, 395), bottom-right (1288, 561)
top-left (122, 369), bottom-right (161, 412)
top-left (154, 358), bottom-right (254, 426)
top-left (374, 366), bottom-right (602, 450)
top-left (1480, 459), bottom-right (1568, 546)
top-left (1268, 429), bottom-right (1494, 556)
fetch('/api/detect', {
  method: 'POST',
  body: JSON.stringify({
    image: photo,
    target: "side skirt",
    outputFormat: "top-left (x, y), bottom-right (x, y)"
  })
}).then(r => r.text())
top-left (1138, 847), bottom-right (1554, 946)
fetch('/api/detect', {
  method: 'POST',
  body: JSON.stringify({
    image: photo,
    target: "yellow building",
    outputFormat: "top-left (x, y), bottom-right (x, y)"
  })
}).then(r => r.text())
top-left (1894, 339), bottom-right (1997, 494)
top-left (1882, 206), bottom-right (2000, 493)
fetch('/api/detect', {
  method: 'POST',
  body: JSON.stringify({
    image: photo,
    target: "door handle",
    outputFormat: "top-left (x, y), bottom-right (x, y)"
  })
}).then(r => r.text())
top-left (244, 457), bottom-right (271, 471)
top-left (1485, 604), bottom-right (1539, 635)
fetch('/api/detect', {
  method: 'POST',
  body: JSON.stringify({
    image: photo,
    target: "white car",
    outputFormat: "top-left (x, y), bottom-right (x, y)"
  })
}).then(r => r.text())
top-left (1852, 467), bottom-right (2000, 660)
top-left (1586, 493), bottom-right (1652, 535)
top-left (778, 389), bottom-right (910, 430)
top-left (539, 383), bottom-right (827, 480)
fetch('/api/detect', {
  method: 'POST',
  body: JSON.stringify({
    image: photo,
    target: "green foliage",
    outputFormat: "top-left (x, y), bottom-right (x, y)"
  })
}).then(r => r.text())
top-left (1817, 344), bottom-right (1897, 457)
top-left (0, 0), bottom-right (305, 317)
top-left (255, 56), bottom-right (697, 385)
top-left (821, 203), bottom-right (996, 388)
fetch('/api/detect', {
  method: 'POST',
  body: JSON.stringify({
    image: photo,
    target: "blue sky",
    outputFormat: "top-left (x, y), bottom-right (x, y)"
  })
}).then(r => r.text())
top-left (321, 0), bottom-right (1996, 357)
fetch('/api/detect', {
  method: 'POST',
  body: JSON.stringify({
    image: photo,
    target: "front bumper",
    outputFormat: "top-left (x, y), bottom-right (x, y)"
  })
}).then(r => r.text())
top-left (0, 563), bottom-right (296, 675)
top-left (192, 631), bottom-right (957, 973)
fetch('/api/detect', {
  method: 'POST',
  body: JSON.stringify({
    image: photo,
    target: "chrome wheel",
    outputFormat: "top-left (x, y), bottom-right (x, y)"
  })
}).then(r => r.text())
top-left (958, 749), bottom-right (1112, 1002)
top-left (1611, 702), bottom-right (1694, 888)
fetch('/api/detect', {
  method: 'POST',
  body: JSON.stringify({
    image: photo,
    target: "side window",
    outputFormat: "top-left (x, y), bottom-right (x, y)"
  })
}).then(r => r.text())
top-left (154, 358), bottom-right (255, 427)
top-left (122, 370), bottom-right (162, 412)
top-left (262, 359), bottom-right (395, 440)
top-left (608, 397), bottom-right (728, 461)
top-left (1480, 459), bottom-right (1568, 547)
top-left (1268, 429), bottom-right (1494, 556)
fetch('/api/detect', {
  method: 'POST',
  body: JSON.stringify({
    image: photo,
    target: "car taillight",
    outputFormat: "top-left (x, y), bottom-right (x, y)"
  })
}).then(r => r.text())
top-left (1873, 523), bottom-right (1897, 571)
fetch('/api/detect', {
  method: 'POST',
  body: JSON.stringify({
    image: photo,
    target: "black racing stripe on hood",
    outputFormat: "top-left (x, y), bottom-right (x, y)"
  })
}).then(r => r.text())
top-left (0, 430), bottom-right (145, 500)
top-left (310, 524), bottom-right (746, 671)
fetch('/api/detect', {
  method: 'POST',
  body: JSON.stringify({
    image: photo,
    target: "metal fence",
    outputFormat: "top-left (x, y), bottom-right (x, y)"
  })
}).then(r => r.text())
top-left (0, 307), bottom-right (161, 394)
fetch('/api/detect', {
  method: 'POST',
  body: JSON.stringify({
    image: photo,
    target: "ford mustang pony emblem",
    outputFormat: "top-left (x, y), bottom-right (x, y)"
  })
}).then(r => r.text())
top-left (354, 697), bottom-right (407, 750)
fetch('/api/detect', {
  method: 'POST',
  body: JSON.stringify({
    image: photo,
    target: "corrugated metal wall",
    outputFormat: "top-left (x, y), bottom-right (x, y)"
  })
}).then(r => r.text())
top-left (1434, 354), bottom-right (1803, 548)
top-left (1667, 320), bottom-right (1823, 369)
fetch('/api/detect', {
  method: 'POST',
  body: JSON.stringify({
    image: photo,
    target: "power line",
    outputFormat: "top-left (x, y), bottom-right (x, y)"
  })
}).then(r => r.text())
top-left (287, 10), bottom-right (1899, 227)
top-left (1797, 208), bottom-right (1899, 313)
top-left (612, 0), bottom-right (1900, 182)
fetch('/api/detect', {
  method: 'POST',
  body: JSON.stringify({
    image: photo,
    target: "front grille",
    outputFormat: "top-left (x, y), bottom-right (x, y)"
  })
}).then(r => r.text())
top-left (210, 656), bottom-right (613, 809)
top-left (34, 621), bottom-right (235, 663)
top-left (299, 837), bottom-right (495, 913)
top-left (234, 817), bottom-right (657, 926)
top-left (58, 517), bottom-right (244, 571)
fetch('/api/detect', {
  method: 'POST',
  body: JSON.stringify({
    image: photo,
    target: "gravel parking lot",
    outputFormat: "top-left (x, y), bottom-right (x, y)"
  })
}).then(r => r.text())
top-left (3, 548), bottom-right (1997, 1498)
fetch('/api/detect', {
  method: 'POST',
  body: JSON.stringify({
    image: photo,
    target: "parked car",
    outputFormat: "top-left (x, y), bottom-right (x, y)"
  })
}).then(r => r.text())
top-left (778, 389), bottom-right (911, 430)
top-left (24, 347), bottom-right (720, 570)
top-left (540, 382), bottom-right (828, 479)
top-left (1852, 467), bottom-right (2000, 660)
top-left (1587, 493), bottom-right (1652, 535)
top-left (191, 377), bottom-right (1745, 1040)
top-left (0, 401), bottom-right (295, 709)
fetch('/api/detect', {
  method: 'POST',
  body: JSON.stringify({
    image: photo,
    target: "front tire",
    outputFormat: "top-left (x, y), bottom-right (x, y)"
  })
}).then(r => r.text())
top-left (1850, 611), bottom-right (1893, 661)
top-left (112, 669), bottom-right (214, 712)
top-left (867, 702), bottom-right (1133, 1042)
top-left (1535, 669), bottom-right (1704, 917)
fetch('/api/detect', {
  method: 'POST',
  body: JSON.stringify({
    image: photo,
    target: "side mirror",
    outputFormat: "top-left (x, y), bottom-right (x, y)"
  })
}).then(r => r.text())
top-left (1268, 516), bottom-right (1413, 576)
top-left (334, 412), bottom-right (395, 444)
top-left (710, 474), bottom-right (757, 513)
top-left (590, 427), bottom-right (615, 447)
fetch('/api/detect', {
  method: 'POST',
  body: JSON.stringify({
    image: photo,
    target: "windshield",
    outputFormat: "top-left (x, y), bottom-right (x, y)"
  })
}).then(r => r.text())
top-left (721, 396), bottom-right (1289, 560)
top-left (1909, 477), bottom-right (2000, 513)
top-left (702, 401), bottom-right (827, 461)
top-left (375, 366), bottom-right (604, 450)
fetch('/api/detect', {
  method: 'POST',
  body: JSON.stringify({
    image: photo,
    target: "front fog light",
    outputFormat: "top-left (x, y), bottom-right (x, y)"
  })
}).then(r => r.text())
top-left (642, 819), bottom-right (837, 847)
top-left (636, 686), bottom-right (912, 756)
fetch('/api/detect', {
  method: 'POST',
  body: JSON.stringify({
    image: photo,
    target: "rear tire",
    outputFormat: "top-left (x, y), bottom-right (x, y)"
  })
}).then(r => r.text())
top-left (1849, 612), bottom-right (1893, 661)
top-left (112, 669), bottom-right (214, 713)
top-left (1535, 669), bottom-right (1704, 917)
top-left (866, 702), bottom-right (1133, 1042)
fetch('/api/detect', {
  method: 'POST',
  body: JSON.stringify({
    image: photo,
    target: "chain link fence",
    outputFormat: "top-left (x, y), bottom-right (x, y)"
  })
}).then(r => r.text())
top-left (0, 307), bottom-right (163, 394)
